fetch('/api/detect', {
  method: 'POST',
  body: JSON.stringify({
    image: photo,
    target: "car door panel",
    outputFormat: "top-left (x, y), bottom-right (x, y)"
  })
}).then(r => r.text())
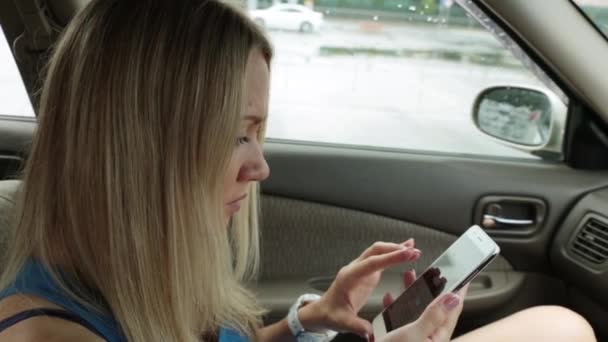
top-left (262, 142), bottom-right (608, 271)
top-left (256, 141), bottom-right (608, 331)
top-left (257, 194), bottom-right (523, 324)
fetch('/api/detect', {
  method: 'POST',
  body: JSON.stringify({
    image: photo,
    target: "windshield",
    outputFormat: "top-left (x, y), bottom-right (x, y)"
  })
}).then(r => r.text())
top-left (572, 0), bottom-right (608, 38)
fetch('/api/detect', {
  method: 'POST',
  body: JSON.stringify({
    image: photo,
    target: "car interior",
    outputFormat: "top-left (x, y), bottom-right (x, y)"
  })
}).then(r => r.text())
top-left (1, 0), bottom-right (608, 340)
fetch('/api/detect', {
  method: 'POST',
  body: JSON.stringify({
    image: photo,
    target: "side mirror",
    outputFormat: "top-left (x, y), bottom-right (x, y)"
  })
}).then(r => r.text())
top-left (472, 86), bottom-right (567, 159)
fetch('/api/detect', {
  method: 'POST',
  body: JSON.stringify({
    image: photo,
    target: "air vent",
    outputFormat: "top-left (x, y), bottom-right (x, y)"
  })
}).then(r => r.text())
top-left (571, 218), bottom-right (608, 265)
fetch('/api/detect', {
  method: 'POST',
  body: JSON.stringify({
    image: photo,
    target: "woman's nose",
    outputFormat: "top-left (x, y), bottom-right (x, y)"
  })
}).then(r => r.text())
top-left (238, 147), bottom-right (270, 182)
top-left (248, 156), bottom-right (270, 182)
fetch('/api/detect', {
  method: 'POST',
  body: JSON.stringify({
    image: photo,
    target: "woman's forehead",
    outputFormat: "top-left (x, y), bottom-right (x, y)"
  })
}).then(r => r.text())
top-left (244, 51), bottom-right (269, 122)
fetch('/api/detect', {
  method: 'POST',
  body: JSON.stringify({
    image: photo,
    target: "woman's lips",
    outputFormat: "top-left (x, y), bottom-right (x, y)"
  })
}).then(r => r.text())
top-left (226, 194), bottom-right (247, 214)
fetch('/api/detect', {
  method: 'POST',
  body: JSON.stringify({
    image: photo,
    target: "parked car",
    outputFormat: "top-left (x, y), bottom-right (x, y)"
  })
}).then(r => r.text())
top-left (249, 4), bottom-right (323, 33)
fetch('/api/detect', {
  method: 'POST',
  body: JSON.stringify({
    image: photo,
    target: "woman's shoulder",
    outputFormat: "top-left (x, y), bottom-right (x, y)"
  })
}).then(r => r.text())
top-left (0, 294), bottom-right (104, 342)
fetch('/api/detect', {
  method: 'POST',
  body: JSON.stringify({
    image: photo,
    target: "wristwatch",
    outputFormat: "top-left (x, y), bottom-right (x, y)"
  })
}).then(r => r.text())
top-left (287, 294), bottom-right (337, 342)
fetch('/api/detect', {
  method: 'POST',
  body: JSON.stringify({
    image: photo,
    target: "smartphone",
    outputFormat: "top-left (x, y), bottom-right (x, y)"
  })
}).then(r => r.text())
top-left (372, 225), bottom-right (500, 338)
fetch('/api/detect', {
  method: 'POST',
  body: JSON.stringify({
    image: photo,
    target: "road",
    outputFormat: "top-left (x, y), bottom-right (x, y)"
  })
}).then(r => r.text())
top-left (265, 18), bottom-right (552, 158)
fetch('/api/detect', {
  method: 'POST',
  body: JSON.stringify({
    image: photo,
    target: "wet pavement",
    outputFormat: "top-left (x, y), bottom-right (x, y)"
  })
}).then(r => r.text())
top-left (265, 18), bottom-right (553, 159)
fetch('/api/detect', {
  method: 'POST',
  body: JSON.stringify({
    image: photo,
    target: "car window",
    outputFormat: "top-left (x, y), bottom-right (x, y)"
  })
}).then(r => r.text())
top-left (0, 28), bottom-right (34, 117)
top-left (572, 0), bottom-right (608, 38)
top-left (257, 1), bottom-right (568, 159)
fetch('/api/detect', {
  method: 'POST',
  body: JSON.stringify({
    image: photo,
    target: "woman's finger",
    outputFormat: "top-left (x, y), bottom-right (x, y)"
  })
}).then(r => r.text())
top-left (403, 238), bottom-right (415, 248)
top-left (403, 269), bottom-right (417, 289)
top-left (382, 292), bottom-right (394, 308)
top-left (351, 248), bottom-right (420, 279)
top-left (358, 241), bottom-right (411, 260)
top-left (434, 284), bottom-right (468, 339)
top-left (429, 291), bottom-right (464, 341)
top-left (414, 293), bottom-right (462, 337)
top-left (431, 322), bottom-right (456, 342)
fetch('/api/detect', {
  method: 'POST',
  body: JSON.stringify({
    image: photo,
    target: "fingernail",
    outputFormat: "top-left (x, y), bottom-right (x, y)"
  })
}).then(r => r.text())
top-left (408, 250), bottom-right (421, 261)
top-left (443, 294), bottom-right (460, 311)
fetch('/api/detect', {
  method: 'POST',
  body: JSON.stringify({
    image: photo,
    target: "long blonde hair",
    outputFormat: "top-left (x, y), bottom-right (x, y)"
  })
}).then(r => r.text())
top-left (0, 1), bottom-right (272, 341)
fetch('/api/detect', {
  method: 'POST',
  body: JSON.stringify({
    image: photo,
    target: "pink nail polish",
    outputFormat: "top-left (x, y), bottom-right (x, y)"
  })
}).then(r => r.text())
top-left (443, 295), bottom-right (460, 311)
top-left (407, 250), bottom-right (420, 260)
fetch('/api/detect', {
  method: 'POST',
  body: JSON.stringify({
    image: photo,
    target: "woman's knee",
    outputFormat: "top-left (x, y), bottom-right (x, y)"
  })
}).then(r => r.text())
top-left (517, 305), bottom-right (596, 342)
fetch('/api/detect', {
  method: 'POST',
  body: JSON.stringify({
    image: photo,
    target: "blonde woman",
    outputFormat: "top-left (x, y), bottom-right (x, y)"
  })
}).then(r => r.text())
top-left (0, 1), bottom-right (597, 342)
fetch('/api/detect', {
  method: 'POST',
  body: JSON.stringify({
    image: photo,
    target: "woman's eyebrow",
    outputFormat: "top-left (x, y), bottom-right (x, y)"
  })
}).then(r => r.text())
top-left (242, 115), bottom-right (266, 125)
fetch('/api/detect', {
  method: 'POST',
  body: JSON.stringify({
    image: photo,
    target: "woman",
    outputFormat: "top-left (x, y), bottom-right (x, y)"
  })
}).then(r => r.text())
top-left (0, 1), bottom-right (597, 342)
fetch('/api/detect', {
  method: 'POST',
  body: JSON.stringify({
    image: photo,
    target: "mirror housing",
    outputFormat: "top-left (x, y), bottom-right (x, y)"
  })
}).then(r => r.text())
top-left (472, 86), bottom-right (567, 160)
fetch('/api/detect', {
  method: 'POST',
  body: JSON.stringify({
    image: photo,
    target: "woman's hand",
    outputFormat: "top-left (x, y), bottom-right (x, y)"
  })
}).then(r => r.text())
top-left (299, 239), bottom-right (421, 338)
top-left (380, 269), bottom-right (468, 342)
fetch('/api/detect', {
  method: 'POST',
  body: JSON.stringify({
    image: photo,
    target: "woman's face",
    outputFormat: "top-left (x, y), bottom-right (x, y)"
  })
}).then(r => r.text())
top-left (223, 49), bottom-right (271, 222)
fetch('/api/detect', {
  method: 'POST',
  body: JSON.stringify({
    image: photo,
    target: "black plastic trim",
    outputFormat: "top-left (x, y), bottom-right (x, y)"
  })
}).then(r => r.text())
top-left (551, 187), bottom-right (608, 307)
top-left (564, 101), bottom-right (608, 169)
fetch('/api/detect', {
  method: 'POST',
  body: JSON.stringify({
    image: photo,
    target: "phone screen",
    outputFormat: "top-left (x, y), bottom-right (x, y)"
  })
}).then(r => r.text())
top-left (382, 232), bottom-right (492, 331)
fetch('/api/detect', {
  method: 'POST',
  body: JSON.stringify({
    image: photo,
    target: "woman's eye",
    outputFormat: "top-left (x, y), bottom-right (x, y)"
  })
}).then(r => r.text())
top-left (236, 136), bottom-right (250, 145)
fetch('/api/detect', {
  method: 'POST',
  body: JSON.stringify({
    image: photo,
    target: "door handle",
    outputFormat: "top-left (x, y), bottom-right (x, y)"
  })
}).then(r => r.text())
top-left (475, 196), bottom-right (546, 236)
top-left (483, 214), bottom-right (533, 228)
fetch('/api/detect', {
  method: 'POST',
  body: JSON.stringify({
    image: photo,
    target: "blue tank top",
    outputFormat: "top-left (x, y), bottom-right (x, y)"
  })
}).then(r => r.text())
top-left (0, 259), bottom-right (248, 342)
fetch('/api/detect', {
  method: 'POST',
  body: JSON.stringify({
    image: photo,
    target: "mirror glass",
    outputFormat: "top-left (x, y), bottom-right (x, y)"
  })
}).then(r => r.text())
top-left (474, 87), bottom-right (552, 146)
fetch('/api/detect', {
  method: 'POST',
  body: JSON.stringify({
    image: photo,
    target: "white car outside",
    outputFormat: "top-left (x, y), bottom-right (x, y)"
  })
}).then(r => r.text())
top-left (250, 4), bottom-right (323, 33)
